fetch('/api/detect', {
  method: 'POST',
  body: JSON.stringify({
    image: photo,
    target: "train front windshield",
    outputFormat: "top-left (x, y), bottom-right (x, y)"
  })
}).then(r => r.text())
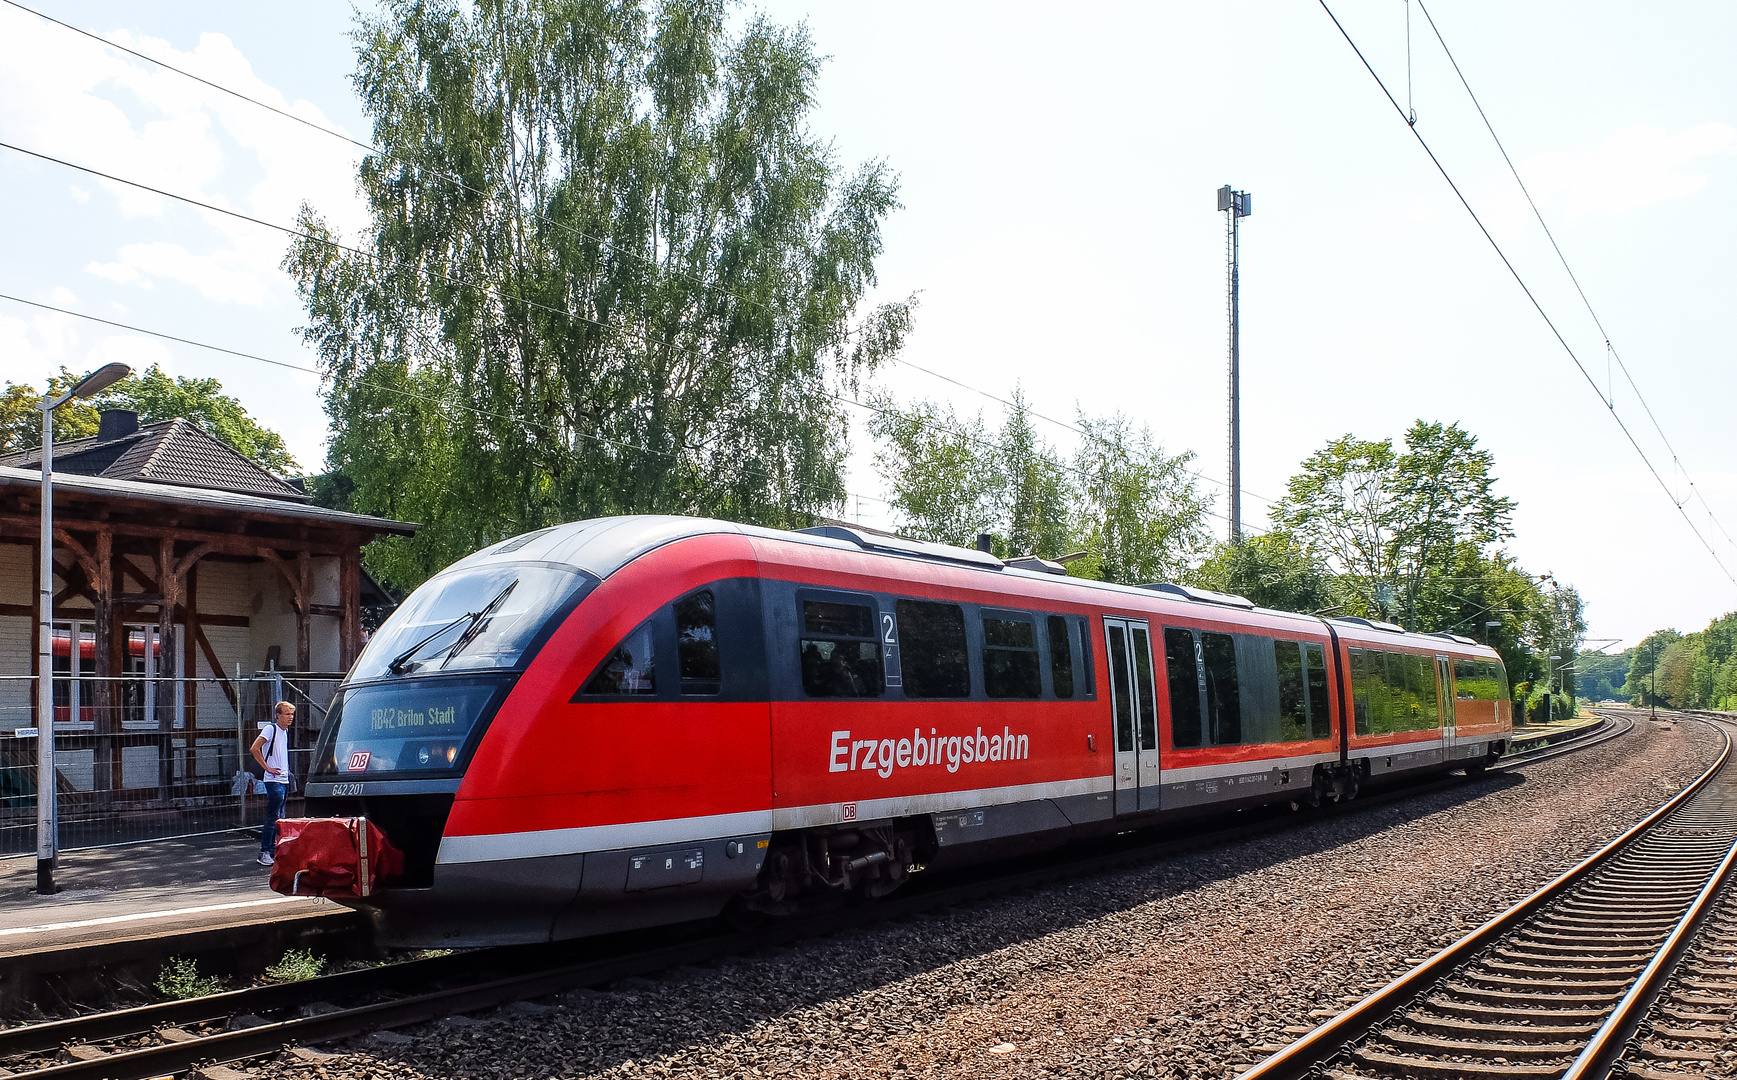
top-left (352, 563), bottom-right (587, 680)
top-left (316, 562), bottom-right (589, 779)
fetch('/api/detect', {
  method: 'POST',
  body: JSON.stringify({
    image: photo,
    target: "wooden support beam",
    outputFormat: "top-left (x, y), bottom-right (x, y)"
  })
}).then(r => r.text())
top-left (340, 548), bottom-right (361, 672)
top-left (296, 550), bottom-right (312, 673)
top-left (90, 528), bottom-right (117, 806)
top-left (191, 619), bottom-right (238, 714)
top-left (155, 535), bottom-right (177, 799)
top-left (0, 512), bottom-right (361, 557)
top-left (184, 563), bottom-right (198, 772)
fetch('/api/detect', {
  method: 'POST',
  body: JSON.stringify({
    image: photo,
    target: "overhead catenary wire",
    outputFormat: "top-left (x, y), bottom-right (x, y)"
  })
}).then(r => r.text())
top-left (1315, 0), bottom-right (1737, 590)
top-left (1, 135), bottom-right (1257, 541)
top-left (1414, 0), bottom-right (1737, 559)
top-left (0, 290), bottom-right (910, 530)
top-left (0, 0), bottom-right (1274, 521)
top-left (1, 288), bottom-right (1262, 542)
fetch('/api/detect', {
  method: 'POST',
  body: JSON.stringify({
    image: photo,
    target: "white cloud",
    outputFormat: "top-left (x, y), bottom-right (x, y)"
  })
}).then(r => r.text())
top-left (69, 186), bottom-right (90, 204)
top-left (1520, 123), bottom-right (1737, 220)
top-left (107, 241), bottom-right (266, 305)
top-left (0, 7), bottom-right (368, 306)
top-left (86, 334), bottom-right (175, 376)
top-left (84, 260), bottom-right (151, 287)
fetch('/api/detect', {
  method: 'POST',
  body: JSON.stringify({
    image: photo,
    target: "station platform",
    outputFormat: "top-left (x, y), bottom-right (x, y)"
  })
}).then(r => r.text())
top-left (0, 833), bottom-right (366, 1015)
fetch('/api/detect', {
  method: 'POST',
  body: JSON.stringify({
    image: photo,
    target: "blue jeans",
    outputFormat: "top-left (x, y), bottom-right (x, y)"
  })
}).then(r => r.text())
top-left (261, 782), bottom-right (288, 854)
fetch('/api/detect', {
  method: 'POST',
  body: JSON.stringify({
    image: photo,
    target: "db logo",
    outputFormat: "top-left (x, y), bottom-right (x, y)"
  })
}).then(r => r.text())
top-left (347, 751), bottom-right (371, 772)
top-left (841, 802), bottom-right (857, 822)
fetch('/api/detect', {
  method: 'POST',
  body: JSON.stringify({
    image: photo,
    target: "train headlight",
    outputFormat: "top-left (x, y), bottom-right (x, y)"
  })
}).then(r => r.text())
top-left (446, 746), bottom-right (458, 764)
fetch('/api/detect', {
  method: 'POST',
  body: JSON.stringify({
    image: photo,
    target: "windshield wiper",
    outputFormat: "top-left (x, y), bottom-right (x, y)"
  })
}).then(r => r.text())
top-left (386, 611), bottom-right (481, 675)
top-left (435, 581), bottom-right (518, 671)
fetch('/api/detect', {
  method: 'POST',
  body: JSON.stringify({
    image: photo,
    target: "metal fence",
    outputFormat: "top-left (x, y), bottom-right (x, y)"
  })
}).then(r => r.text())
top-left (0, 672), bottom-right (340, 856)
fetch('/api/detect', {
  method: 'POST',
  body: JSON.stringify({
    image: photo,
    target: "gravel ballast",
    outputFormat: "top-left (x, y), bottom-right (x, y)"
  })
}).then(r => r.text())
top-left (269, 715), bottom-right (1722, 1080)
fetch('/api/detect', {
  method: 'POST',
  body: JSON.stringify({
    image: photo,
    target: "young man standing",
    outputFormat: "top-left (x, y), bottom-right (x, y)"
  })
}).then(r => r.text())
top-left (250, 701), bottom-right (295, 866)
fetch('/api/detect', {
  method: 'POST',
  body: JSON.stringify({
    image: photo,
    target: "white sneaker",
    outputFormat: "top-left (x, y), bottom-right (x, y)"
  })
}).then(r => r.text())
top-left (258, 852), bottom-right (274, 866)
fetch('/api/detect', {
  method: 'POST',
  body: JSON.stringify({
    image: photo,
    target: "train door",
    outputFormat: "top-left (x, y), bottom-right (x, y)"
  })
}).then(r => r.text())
top-left (1437, 655), bottom-right (1456, 748)
top-left (1104, 617), bottom-right (1160, 814)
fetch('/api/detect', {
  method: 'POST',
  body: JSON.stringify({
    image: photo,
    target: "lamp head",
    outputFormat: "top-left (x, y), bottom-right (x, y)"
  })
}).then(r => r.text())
top-left (69, 363), bottom-right (131, 399)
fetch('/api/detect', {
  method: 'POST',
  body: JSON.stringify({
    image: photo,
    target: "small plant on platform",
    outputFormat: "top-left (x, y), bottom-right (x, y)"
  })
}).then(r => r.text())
top-left (264, 948), bottom-right (326, 982)
top-left (155, 957), bottom-right (222, 999)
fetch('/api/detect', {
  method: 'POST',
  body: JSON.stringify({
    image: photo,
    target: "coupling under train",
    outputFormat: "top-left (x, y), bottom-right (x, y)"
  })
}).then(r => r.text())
top-left (279, 516), bottom-right (1512, 946)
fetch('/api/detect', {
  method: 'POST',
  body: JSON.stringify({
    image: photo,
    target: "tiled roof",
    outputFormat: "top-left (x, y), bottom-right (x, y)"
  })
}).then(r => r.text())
top-left (0, 418), bottom-right (309, 502)
top-left (0, 465), bottom-right (416, 535)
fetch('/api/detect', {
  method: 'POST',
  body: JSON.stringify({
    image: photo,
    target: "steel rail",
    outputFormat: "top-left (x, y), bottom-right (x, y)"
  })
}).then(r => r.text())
top-left (1562, 828), bottom-right (1737, 1079)
top-left (0, 933), bottom-right (635, 1057)
top-left (1236, 714), bottom-right (1735, 1080)
top-left (1499, 714), bottom-right (1632, 769)
top-left (2, 714), bottom-right (1632, 1080)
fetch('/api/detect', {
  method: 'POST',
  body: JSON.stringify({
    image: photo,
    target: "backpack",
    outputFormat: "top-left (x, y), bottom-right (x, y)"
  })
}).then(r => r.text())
top-left (246, 724), bottom-right (278, 781)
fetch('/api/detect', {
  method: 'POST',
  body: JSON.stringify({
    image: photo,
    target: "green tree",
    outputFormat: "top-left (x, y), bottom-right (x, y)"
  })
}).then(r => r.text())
top-left (867, 395), bottom-right (1000, 546)
top-left (1188, 532), bottom-right (1338, 614)
top-left (868, 393), bottom-right (1209, 581)
top-left (1270, 421), bottom-right (1514, 627)
top-left (1069, 412), bottom-right (1212, 585)
top-left (1628, 629), bottom-right (1681, 706)
top-left (287, 0), bottom-right (913, 589)
top-left (998, 389), bottom-right (1072, 560)
top-left (2, 365), bottom-right (296, 474)
top-left (1, 370), bottom-right (101, 452)
top-left (1656, 637), bottom-right (1700, 707)
top-left (1575, 648), bottom-right (1633, 702)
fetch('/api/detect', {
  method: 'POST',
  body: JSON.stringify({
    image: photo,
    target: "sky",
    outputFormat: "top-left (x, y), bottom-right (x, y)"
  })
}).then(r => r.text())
top-left (1, 0), bottom-right (1734, 654)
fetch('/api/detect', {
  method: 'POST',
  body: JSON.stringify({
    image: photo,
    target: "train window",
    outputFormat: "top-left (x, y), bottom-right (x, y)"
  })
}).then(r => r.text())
top-left (1078, 617), bottom-right (1095, 699)
top-left (1452, 658), bottom-right (1508, 727)
top-left (1130, 626), bottom-right (1158, 750)
top-left (896, 600), bottom-right (969, 697)
top-left (1414, 654), bottom-right (1441, 729)
top-left (675, 591), bottom-right (720, 695)
top-left (800, 599), bottom-right (884, 698)
top-left (1202, 632), bottom-right (1241, 744)
top-left (1275, 640), bottom-right (1309, 742)
top-left (1164, 628), bottom-right (1202, 748)
top-left (1454, 658), bottom-right (1478, 700)
top-left (581, 623), bottom-right (658, 696)
top-left (1305, 643), bottom-right (1330, 738)
top-left (1354, 651), bottom-right (1441, 733)
top-left (1367, 651), bottom-right (1397, 733)
top-left (983, 613), bottom-right (1041, 699)
top-left (1386, 652), bottom-right (1438, 731)
top-left (1107, 623), bottom-right (1135, 752)
top-left (1349, 648), bottom-right (1371, 735)
top-left (1047, 615), bottom-right (1075, 699)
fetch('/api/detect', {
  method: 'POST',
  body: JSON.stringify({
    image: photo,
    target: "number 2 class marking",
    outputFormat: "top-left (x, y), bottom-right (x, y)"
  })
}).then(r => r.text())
top-left (882, 614), bottom-right (896, 644)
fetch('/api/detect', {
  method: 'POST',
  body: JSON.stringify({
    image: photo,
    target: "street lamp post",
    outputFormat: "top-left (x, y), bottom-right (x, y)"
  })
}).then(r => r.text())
top-left (36, 362), bottom-right (130, 896)
top-left (1483, 619), bottom-right (1501, 645)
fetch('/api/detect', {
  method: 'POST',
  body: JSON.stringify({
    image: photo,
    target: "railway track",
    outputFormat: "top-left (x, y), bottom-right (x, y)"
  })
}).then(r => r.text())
top-left (1240, 711), bottom-right (1737, 1080)
top-left (0, 715), bottom-right (1632, 1080)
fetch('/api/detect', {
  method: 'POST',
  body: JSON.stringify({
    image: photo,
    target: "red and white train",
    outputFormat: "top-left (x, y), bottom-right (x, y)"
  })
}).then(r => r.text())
top-left (282, 516), bottom-right (1512, 946)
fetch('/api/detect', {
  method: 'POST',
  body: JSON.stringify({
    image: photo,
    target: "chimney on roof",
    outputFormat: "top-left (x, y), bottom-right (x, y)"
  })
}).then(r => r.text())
top-left (96, 409), bottom-right (139, 442)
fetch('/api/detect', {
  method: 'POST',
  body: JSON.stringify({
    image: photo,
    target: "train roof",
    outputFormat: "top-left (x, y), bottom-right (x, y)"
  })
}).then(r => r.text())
top-left (443, 515), bottom-right (1501, 660)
